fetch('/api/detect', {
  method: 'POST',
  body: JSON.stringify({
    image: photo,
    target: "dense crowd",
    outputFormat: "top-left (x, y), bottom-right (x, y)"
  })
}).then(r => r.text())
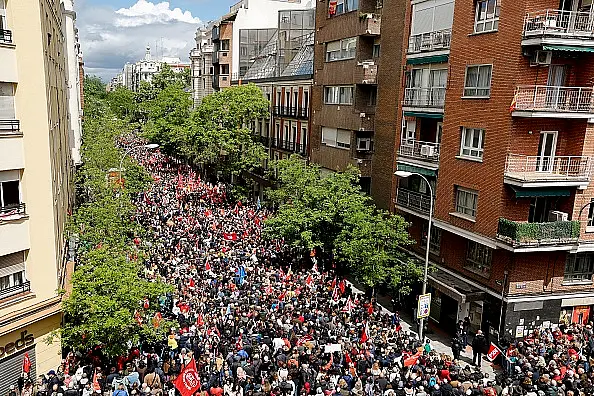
top-left (17, 148), bottom-right (594, 396)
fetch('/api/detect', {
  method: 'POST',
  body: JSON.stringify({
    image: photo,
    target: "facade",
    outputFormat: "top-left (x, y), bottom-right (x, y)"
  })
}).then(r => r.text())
top-left (230, 8), bottom-right (315, 199)
top-left (309, 0), bottom-right (385, 194)
top-left (212, 15), bottom-right (234, 91)
top-left (0, 0), bottom-right (75, 386)
top-left (393, 0), bottom-right (594, 338)
top-left (190, 24), bottom-right (215, 107)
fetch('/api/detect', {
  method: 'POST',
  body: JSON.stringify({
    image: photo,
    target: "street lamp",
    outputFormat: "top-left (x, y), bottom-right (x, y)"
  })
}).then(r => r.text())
top-left (394, 170), bottom-right (434, 342)
top-left (119, 143), bottom-right (159, 183)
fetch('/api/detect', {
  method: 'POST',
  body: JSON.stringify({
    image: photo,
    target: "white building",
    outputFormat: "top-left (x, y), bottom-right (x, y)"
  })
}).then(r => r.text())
top-left (190, 24), bottom-right (215, 107)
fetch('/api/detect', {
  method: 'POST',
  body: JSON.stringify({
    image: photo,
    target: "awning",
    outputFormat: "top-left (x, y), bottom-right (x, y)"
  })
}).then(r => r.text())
top-left (428, 268), bottom-right (484, 304)
top-left (542, 45), bottom-right (594, 53)
top-left (403, 111), bottom-right (443, 119)
top-left (510, 185), bottom-right (571, 198)
top-left (406, 54), bottom-right (449, 65)
top-left (396, 163), bottom-right (436, 177)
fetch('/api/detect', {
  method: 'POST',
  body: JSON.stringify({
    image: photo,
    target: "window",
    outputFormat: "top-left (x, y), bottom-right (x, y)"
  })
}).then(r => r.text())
top-left (0, 251), bottom-right (27, 294)
top-left (322, 127), bottom-right (350, 149)
top-left (464, 65), bottom-right (492, 97)
top-left (324, 86), bottom-right (354, 105)
top-left (220, 64), bottom-right (229, 75)
top-left (474, 0), bottom-right (500, 33)
top-left (326, 38), bottom-right (356, 62)
top-left (372, 43), bottom-right (380, 58)
top-left (221, 40), bottom-right (230, 50)
top-left (0, 82), bottom-right (15, 120)
top-left (587, 199), bottom-right (594, 227)
top-left (466, 241), bottom-right (492, 277)
top-left (369, 87), bottom-right (377, 106)
top-left (460, 127), bottom-right (485, 159)
top-left (421, 223), bottom-right (441, 255)
top-left (565, 254), bottom-right (594, 283)
top-left (0, 179), bottom-right (19, 208)
top-left (328, 0), bottom-right (358, 16)
top-left (455, 187), bottom-right (478, 219)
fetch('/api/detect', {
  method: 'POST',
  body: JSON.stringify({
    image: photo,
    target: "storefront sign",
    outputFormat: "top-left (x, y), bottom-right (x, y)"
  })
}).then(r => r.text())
top-left (0, 331), bottom-right (34, 359)
top-left (417, 293), bottom-right (431, 319)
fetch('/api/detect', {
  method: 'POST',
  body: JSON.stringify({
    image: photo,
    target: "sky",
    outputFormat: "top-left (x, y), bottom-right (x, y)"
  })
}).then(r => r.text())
top-left (78, 0), bottom-right (233, 81)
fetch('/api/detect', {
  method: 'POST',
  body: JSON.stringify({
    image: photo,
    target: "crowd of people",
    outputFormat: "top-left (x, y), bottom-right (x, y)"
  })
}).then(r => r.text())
top-left (19, 147), bottom-right (594, 396)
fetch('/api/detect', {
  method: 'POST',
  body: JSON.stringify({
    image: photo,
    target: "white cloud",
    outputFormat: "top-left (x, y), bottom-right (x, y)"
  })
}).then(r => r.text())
top-left (77, 0), bottom-right (202, 81)
top-left (115, 0), bottom-right (201, 27)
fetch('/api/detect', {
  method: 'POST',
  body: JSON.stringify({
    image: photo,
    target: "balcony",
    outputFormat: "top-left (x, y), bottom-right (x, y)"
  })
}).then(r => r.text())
top-left (273, 106), bottom-right (309, 119)
top-left (408, 28), bottom-right (452, 54)
top-left (0, 120), bottom-right (20, 134)
top-left (354, 62), bottom-right (378, 84)
top-left (395, 188), bottom-right (433, 215)
top-left (0, 281), bottom-right (31, 301)
top-left (403, 87), bottom-right (446, 111)
top-left (522, 10), bottom-right (594, 48)
top-left (504, 154), bottom-right (592, 188)
top-left (271, 138), bottom-right (307, 155)
top-left (497, 217), bottom-right (579, 247)
top-left (398, 141), bottom-right (440, 165)
top-left (358, 14), bottom-right (381, 36)
top-left (0, 29), bottom-right (12, 44)
top-left (0, 203), bottom-right (26, 221)
top-left (512, 86), bottom-right (594, 118)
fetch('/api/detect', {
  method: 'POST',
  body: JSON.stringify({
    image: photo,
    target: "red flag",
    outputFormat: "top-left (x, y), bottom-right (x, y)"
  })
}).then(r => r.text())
top-left (223, 232), bottom-right (238, 241)
top-left (196, 314), bottom-right (204, 327)
top-left (189, 278), bottom-right (195, 288)
top-left (395, 324), bottom-right (402, 333)
top-left (92, 371), bottom-right (101, 391)
top-left (339, 280), bottom-right (346, 294)
top-left (134, 310), bottom-right (143, 326)
top-left (323, 353), bottom-right (334, 371)
top-left (278, 290), bottom-right (287, 301)
top-left (296, 334), bottom-right (313, 346)
top-left (143, 298), bottom-right (150, 310)
top-left (345, 352), bottom-right (352, 364)
top-left (331, 277), bottom-right (337, 290)
top-left (487, 343), bottom-right (502, 361)
top-left (305, 274), bottom-right (313, 286)
top-left (152, 312), bottom-right (163, 328)
top-left (173, 359), bottom-right (201, 396)
top-left (404, 351), bottom-right (422, 367)
top-left (23, 352), bottom-right (31, 373)
top-left (204, 209), bottom-right (212, 217)
top-left (367, 304), bottom-right (374, 316)
top-left (360, 323), bottom-right (369, 343)
top-left (205, 261), bottom-right (211, 271)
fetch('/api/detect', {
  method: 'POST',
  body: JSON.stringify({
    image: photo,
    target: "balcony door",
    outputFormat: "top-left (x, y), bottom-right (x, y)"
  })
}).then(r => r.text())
top-left (546, 65), bottom-right (568, 110)
top-left (430, 69), bottom-right (447, 106)
top-left (536, 131), bottom-right (558, 172)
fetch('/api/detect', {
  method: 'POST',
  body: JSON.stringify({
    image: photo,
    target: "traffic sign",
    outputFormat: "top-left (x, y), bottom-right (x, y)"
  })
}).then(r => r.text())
top-left (417, 293), bottom-right (431, 319)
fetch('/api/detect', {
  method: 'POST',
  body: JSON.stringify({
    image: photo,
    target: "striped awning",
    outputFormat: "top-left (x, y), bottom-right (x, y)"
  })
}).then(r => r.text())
top-left (542, 45), bottom-right (594, 53)
top-left (396, 163), bottom-right (437, 177)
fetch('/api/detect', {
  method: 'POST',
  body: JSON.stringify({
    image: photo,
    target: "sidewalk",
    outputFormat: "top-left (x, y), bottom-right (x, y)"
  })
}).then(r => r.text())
top-left (347, 278), bottom-right (498, 377)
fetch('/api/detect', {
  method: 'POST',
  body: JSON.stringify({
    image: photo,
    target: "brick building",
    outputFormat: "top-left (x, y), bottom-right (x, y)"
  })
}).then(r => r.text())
top-left (393, 0), bottom-right (594, 338)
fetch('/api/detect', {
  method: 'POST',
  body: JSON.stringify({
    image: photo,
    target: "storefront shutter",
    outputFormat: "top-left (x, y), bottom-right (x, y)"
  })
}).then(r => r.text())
top-left (0, 345), bottom-right (36, 392)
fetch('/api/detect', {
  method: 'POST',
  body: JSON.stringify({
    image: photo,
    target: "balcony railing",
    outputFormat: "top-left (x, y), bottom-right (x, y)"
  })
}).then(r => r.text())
top-left (271, 138), bottom-right (306, 154)
top-left (505, 154), bottom-right (592, 181)
top-left (0, 120), bottom-right (20, 134)
top-left (513, 86), bottom-right (594, 114)
top-left (408, 28), bottom-right (452, 54)
top-left (273, 106), bottom-right (309, 119)
top-left (0, 281), bottom-right (31, 301)
top-left (398, 140), bottom-right (440, 162)
top-left (403, 87), bottom-right (446, 108)
top-left (0, 203), bottom-right (27, 221)
top-left (395, 188), bottom-right (434, 215)
top-left (0, 29), bottom-right (13, 44)
top-left (497, 217), bottom-right (580, 247)
top-left (523, 9), bottom-right (594, 39)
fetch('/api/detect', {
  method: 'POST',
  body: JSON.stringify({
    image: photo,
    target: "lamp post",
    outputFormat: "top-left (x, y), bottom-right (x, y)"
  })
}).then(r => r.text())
top-left (118, 143), bottom-right (159, 184)
top-left (395, 170), bottom-right (434, 343)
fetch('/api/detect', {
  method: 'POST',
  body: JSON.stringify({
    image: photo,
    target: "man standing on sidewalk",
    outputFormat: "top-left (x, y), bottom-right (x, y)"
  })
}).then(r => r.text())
top-left (472, 330), bottom-right (487, 366)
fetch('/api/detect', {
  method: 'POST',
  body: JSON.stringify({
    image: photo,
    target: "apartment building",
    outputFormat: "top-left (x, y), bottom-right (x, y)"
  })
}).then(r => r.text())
top-left (230, 8), bottom-right (315, 199)
top-left (394, 0), bottom-right (594, 338)
top-left (190, 24), bottom-right (215, 107)
top-left (0, 0), bottom-right (74, 385)
top-left (309, 0), bottom-right (385, 194)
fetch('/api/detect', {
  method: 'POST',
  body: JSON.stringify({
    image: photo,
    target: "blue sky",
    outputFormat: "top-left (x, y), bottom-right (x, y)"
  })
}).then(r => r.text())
top-left (78, 0), bottom-right (233, 81)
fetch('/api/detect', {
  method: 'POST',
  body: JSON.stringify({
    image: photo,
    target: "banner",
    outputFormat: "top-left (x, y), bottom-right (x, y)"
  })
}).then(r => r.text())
top-left (173, 359), bottom-right (201, 396)
top-left (486, 342), bottom-right (501, 361)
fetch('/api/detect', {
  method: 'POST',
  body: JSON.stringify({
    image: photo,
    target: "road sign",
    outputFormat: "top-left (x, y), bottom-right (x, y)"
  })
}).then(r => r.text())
top-left (417, 293), bottom-right (431, 319)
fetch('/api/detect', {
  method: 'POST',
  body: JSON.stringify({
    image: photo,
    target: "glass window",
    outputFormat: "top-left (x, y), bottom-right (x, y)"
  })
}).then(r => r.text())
top-left (328, 0), bottom-right (358, 17)
top-left (466, 241), bottom-right (492, 277)
top-left (0, 180), bottom-right (19, 208)
top-left (421, 223), bottom-right (441, 255)
top-left (326, 38), bottom-right (356, 62)
top-left (337, 129), bottom-right (351, 149)
top-left (588, 199), bottom-right (594, 227)
top-left (564, 254), bottom-right (594, 283)
top-left (455, 187), bottom-right (478, 218)
top-left (322, 127), bottom-right (337, 146)
top-left (324, 86), bottom-right (353, 105)
top-left (475, 0), bottom-right (500, 33)
top-left (460, 128), bottom-right (485, 159)
top-left (464, 65), bottom-right (492, 97)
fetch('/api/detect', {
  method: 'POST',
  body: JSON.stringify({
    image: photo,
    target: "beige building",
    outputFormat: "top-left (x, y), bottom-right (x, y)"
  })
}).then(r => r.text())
top-left (0, 0), bottom-right (74, 387)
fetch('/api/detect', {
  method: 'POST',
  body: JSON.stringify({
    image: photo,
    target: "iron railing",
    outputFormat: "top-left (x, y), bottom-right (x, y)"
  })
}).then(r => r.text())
top-left (395, 188), bottom-right (434, 215)
top-left (398, 140), bottom-right (440, 162)
top-left (0, 203), bottom-right (26, 220)
top-left (403, 87), bottom-right (446, 108)
top-left (505, 154), bottom-right (592, 181)
top-left (408, 28), bottom-right (452, 54)
top-left (0, 281), bottom-right (31, 301)
top-left (271, 138), bottom-right (306, 154)
top-left (273, 106), bottom-right (309, 119)
top-left (0, 120), bottom-right (20, 134)
top-left (497, 217), bottom-right (580, 247)
top-left (513, 85), bottom-right (594, 113)
top-left (0, 29), bottom-right (12, 44)
top-left (523, 9), bottom-right (594, 38)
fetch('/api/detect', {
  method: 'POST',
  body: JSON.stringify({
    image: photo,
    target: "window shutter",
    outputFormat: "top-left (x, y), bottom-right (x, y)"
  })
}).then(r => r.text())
top-left (0, 251), bottom-right (25, 277)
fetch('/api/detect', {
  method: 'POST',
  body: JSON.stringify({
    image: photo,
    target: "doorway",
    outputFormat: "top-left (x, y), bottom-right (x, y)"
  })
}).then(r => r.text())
top-left (536, 131), bottom-right (558, 172)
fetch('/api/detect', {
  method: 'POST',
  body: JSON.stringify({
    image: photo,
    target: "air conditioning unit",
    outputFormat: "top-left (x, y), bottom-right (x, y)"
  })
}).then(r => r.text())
top-left (360, 112), bottom-right (366, 118)
top-left (531, 50), bottom-right (552, 66)
top-left (548, 210), bottom-right (568, 222)
top-left (357, 138), bottom-right (372, 151)
top-left (420, 144), bottom-right (435, 157)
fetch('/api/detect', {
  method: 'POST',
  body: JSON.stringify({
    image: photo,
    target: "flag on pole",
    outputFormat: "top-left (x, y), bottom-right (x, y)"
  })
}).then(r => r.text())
top-left (205, 261), bottom-right (211, 271)
top-left (487, 343), bottom-right (502, 361)
top-left (173, 359), bottom-right (201, 396)
top-left (360, 323), bottom-right (369, 343)
top-left (342, 296), bottom-right (354, 313)
top-left (305, 274), bottom-right (313, 287)
top-left (339, 279), bottom-right (346, 295)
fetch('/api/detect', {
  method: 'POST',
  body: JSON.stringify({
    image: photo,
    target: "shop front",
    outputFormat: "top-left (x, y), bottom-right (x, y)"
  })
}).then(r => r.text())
top-left (0, 312), bottom-right (62, 391)
top-left (560, 296), bottom-right (594, 325)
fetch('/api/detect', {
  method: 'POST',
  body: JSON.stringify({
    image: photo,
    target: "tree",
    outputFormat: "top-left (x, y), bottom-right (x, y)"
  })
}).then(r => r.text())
top-left (186, 84), bottom-right (269, 177)
top-left (264, 156), bottom-right (421, 292)
top-left (106, 86), bottom-right (138, 120)
top-left (84, 75), bottom-right (107, 100)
